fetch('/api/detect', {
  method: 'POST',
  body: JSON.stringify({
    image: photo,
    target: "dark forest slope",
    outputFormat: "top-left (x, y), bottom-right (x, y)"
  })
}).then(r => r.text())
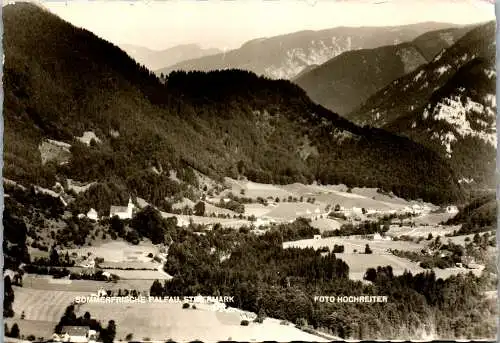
top-left (3, 3), bottom-right (462, 205)
top-left (348, 22), bottom-right (496, 188)
top-left (294, 27), bottom-right (471, 115)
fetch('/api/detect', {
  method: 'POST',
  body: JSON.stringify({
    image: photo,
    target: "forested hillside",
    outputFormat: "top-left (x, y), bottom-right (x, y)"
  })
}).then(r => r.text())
top-left (348, 22), bottom-right (496, 188)
top-left (295, 26), bottom-right (471, 114)
top-left (3, 3), bottom-right (463, 205)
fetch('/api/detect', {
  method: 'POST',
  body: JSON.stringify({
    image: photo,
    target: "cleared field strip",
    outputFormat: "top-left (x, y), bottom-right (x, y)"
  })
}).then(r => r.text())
top-left (102, 269), bottom-right (172, 280)
top-left (310, 218), bottom-right (342, 232)
top-left (23, 275), bottom-right (155, 292)
top-left (413, 212), bottom-right (456, 225)
top-left (283, 237), bottom-right (424, 254)
top-left (334, 253), bottom-right (425, 280)
top-left (161, 211), bottom-right (251, 228)
top-left (64, 241), bottom-right (157, 263)
top-left (388, 225), bottom-right (459, 238)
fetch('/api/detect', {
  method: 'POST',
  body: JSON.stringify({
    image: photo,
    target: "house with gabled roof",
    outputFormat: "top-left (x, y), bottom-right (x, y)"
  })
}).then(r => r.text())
top-left (53, 326), bottom-right (95, 342)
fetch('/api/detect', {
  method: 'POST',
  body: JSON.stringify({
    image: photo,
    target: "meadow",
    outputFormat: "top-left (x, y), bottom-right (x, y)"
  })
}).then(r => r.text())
top-left (9, 285), bottom-right (326, 342)
top-left (283, 236), bottom-right (425, 253)
top-left (77, 301), bottom-right (328, 342)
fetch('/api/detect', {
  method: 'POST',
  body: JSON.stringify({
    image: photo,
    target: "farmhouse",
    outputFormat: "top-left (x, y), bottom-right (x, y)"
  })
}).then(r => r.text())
top-left (79, 259), bottom-right (95, 269)
top-left (313, 234), bottom-right (322, 240)
top-left (109, 197), bottom-right (134, 219)
top-left (254, 217), bottom-right (276, 227)
top-left (372, 233), bottom-right (391, 241)
top-left (76, 131), bottom-right (102, 146)
top-left (87, 208), bottom-right (98, 221)
top-left (172, 216), bottom-right (190, 227)
top-left (53, 326), bottom-right (96, 343)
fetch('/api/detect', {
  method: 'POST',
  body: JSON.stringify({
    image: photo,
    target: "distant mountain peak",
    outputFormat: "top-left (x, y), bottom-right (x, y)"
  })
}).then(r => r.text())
top-left (158, 22), bottom-right (465, 80)
top-left (120, 43), bottom-right (222, 71)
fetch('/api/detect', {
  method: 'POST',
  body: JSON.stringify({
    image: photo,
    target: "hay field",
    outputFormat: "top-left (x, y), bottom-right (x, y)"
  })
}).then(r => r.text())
top-left (11, 286), bottom-right (85, 322)
top-left (333, 253), bottom-right (425, 280)
top-left (224, 178), bottom-right (293, 199)
top-left (78, 302), bottom-right (327, 342)
top-left (283, 237), bottom-right (424, 253)
top-left (387, 225), bottom-right (459, 238)
top-left (11, 285), bottom-right (326, 341)
top-left (264, 202), bottom-right (325, 221)
top-left (98, 260), bottom-right (159, 269)
top-left (225, 179), bottom-right (412, 212)
top-left (244, 203), bottom-right (272, 217)
top-left (310, 218), bottom-right (342, 232)
top-left (161, 212), bottom-right (250, 228)
top-left (23, 275), bottom-right (155, 293)
top-left (63, 241), bottom-right (158, 263)
top-left (4, 318), bottom-right (57, 340)
top-left (102, 269), bottom-right (172, 280)
top-left (413, 212), bottom-right (456, 225)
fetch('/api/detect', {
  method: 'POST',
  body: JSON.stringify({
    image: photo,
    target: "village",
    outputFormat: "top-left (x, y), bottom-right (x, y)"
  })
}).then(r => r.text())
top-left (4, 169), bottom-right (495, 342)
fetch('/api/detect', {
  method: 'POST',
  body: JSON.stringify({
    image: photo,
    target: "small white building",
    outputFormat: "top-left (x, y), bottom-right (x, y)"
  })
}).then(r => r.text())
top-left (176, 216), bottom-right (190, 227)
top-left (373, 233), bottom-right (392, 241)
top-left (446, 205), bottom-right (459, 214)
top-left (86, 208), bottom-right (98, 221)
top-left (58, 326), bottom-right (92, 343)
top-left (80, 259), bottom-right (95, 269)
top-left (109, 197), bottom-right (134, 219)
top-left (313, 234), bottom-right (322, 240)
top-left (351, 207), bottom-right (363, 215)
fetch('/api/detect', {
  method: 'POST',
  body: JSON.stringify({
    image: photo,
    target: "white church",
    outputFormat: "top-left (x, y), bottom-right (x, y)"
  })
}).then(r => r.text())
top-left (109, 197), bottom-right (135, 220)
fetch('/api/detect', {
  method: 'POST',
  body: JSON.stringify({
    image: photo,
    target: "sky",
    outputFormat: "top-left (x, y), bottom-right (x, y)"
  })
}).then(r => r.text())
top-left (39, 0), bottom-right (495, 51)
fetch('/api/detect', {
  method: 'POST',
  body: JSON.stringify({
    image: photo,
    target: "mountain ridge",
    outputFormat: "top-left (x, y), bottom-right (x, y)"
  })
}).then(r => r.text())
top-left (158, 22), bottom-right (466, 80)
top-left (120, 43), bottom-right (222, 71)
top-left (346, 21), bottom-right (496, 188)
top-left (294, 26), bottom-right (472, 114)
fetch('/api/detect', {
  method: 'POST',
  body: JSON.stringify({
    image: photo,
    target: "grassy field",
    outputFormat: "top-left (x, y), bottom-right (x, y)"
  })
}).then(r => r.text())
top-left (264, 202), bottom-right (325, 221)
top-left (333, 253), bottom-right (425, 280)
top-left (161, 211), bottom-right (251, 228)
top-left (225, 179), bottom-right (414, 212)
top-left (23, 275), bottom-right (155, 293)
top-left (309, 218), bottom-right (342, 232)
top-left (444, 232), bottom-right (496, 246)
top-left (102, 269), bottom-right (172, 280)
top-left (413, 212), bottom-right (456, 225)
top-left (99, 260), bottom-right (159, 269)
top-left (11, 286), bottom-right (85, 322)
top-left (10, 285), bottom-right (326, 341)
top-left (387, 224), bottom-right (460, 238)
top-left (77, 302), bottom-right (327, 341)
top-left (63, 241), bottom-right (158, 263)
top-left (4, 318), bottom-right (57, 340)
top-left (283, 236), bottom-right (425, 253)
top-left (283, 238), bottom-right (487, 281)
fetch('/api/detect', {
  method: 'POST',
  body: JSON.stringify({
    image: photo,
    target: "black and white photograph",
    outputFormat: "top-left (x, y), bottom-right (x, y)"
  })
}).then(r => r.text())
top-left (1, 0), bottom-right (498, 341)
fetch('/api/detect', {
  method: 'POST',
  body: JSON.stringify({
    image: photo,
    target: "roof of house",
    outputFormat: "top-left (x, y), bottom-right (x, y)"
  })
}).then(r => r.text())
top-left (61, 326), bottom-right (90, 336)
